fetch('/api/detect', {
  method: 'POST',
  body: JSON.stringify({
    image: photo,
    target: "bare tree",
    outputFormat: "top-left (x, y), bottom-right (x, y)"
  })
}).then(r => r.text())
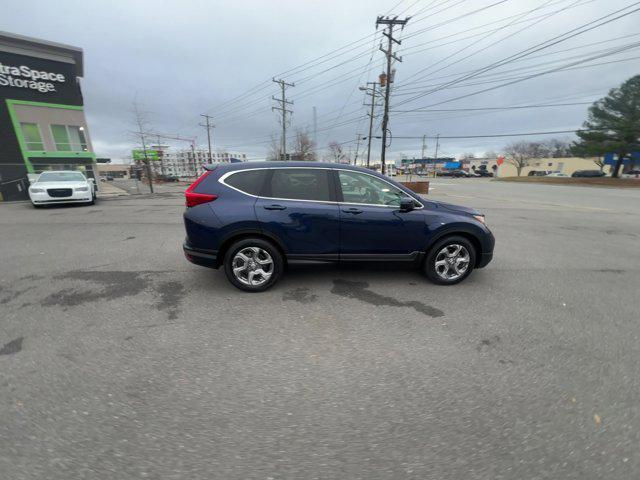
top-left (291, 129), bottom-right (316, 161)
top-left (131, 100), bottom-right (154, 193)
top-left (504, 141), bottom-right (531, 176)
top-left (484, 150), bottom-right (498, 159)
top-left (460, 152), bottom-right (476, 160)
top-left (543, 138), bottom-right (572, 158)
top-left (326, 141), bottom-right (347, 163)
top-left (267, 134), bottom-right (282, 161)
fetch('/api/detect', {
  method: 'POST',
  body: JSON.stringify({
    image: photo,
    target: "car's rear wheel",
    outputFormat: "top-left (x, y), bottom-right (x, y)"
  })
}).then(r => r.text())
top-left (223, 238), bottom-right (283, 292)
top-left (424, 235), bottom-right (476, 285)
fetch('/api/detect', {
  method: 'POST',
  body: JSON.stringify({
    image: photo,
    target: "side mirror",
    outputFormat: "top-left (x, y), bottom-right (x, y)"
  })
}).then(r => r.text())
top-left (399, 197), bottom-right (415, 212)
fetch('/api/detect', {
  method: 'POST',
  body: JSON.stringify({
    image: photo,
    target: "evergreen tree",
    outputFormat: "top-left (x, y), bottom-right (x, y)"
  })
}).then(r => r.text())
top-left (573, 75), bottom-right (640, 177)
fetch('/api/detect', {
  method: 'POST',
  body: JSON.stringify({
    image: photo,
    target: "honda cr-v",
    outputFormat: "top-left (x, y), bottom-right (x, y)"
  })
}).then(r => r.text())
top-left (183, 162), bottom-right (494, 291)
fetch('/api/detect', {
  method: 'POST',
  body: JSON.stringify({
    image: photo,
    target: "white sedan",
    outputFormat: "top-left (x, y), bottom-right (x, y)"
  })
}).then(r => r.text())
top-left (28, 171), bottom-right (96, 207)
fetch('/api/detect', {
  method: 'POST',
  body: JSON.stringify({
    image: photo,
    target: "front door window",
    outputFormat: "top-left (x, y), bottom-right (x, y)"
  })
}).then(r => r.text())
top-left (338, 170), bottom-right (407, 206)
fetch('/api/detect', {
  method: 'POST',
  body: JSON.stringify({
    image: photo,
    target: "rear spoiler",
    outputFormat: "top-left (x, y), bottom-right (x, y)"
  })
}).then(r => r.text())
top-left (203, 164), bottom-right (220, 171)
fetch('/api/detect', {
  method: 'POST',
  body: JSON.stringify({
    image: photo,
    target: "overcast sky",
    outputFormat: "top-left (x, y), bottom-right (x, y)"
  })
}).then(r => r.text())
top-left (2, 0), bottom-right (638, 161)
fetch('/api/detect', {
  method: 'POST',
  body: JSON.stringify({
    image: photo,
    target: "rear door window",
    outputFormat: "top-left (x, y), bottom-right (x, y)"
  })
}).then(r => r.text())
top-left (267, 169), bottom-right (332, 202)
top-left (224, 169), bottom-right (268, 195)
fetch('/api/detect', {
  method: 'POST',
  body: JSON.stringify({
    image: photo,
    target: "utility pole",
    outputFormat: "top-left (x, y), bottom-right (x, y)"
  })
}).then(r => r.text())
top-left (421, 134), bottom-right (427, 159)
top-left (199, 114), bottom-right (215, 163)
top-left (434, 133), bottom-right (440, 178)
top-left (353, 133), bottom-right (364, 166)
top-left (272, 78), bottom-right (294, 161)
top-left (360, 82), bottom-right (381, 169)
top-left (312, 106), bottom-right (318, 147)
top-left (376, 15), bottom-right (409, 175)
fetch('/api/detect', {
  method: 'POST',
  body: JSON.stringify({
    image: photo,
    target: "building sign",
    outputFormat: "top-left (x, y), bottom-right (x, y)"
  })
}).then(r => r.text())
top-left (132, 149), bottom-right (160, 161)
top-left (0, 62), bottom-right (66, 93)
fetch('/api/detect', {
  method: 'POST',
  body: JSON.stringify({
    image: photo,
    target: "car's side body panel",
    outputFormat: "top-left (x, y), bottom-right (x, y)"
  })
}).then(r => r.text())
top-left (256, 198), bottom-right (340, 257)
top-left (337, 204), bottom-right (430, 256)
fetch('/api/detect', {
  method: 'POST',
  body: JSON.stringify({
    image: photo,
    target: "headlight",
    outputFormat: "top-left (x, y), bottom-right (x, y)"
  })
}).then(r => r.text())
top-left (473, 214), bottom-right (486, 224)
top-left (75, 186), bottom-right (89, 192)
top-left (30, 188), bottom-right (44, 193)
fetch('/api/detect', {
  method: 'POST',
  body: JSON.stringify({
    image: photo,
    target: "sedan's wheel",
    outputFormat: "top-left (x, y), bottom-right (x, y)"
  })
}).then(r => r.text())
top-left (424, 235), bottom-right (476, 285)
top-left (224, 238), bottom-right (283, 292)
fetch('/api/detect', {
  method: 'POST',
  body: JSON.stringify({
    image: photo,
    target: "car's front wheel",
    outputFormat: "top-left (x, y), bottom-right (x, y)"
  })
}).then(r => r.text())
top-left (424, 235), bottom-right (476, 285)
top-left (223, 238), bottom-right (283, 292)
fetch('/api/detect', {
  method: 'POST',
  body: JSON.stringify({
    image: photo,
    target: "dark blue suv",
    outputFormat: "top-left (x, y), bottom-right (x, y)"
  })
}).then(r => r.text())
top-left (183, 162), bottom-right (494, 292)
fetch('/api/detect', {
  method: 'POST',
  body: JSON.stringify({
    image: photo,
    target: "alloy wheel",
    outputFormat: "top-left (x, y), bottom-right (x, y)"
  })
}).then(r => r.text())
top-left (231, 247), bottom-right (274, 287)
top-left (434, 244), bottom-right (470, 281)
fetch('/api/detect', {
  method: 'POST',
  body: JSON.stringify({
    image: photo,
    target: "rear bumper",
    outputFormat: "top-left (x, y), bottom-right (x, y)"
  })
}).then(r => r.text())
top-left (183, 241), bottom-right (219, 269)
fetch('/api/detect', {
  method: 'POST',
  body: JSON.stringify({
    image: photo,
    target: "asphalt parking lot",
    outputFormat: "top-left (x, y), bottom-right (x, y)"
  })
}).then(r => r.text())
top-left (1, 179), bottom-right (639, 479)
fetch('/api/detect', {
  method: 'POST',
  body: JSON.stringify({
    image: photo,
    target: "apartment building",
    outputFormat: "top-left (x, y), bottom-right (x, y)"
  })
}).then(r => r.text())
top-left (150, 149), bottom-right (247, 179)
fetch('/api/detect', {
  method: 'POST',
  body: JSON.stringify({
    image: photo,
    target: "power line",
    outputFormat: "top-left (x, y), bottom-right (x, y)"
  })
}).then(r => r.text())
top-left (392, 101), bottom-right (592, 113)
top-left (192, 1), bottom-right (463, 125)
top-left (393, 46), bottom-right (640, 97)
top-left (193, 1), bottom-right (454, 123)
top-left (396, 40), bottom-right (640, 114)
top-left (399, 0), bottom-right (576, 87)
top-left (393, 1), bottom-right (640, 108)
top-left (395, 30), bottom-right (640, 92)
top-left (393, 128), bottom-right (595, 139)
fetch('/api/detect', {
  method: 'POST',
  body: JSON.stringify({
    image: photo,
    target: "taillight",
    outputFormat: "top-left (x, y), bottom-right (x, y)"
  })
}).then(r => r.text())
top-left (185, 171), bottom-right (218, 207)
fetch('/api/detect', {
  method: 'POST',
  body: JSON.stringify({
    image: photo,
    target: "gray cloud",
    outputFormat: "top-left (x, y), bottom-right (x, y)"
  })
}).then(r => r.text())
top-left (2, 0), bottom-right (638, 161)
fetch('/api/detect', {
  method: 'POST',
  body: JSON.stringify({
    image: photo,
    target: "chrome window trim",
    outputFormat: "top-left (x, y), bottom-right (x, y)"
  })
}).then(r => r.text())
top-left (218, 166), bottom-right (424, 209)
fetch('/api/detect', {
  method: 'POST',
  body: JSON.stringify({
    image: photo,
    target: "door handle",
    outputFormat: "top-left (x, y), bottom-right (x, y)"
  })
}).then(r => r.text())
top-left (263, 204), bottom-right (287, 210)
top-left (342, 207), bottom-right (363, 214)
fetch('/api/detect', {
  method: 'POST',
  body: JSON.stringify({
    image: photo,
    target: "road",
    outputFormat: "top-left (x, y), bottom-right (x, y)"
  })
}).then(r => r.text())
top-left (1, 179), bottom-right (639, 479)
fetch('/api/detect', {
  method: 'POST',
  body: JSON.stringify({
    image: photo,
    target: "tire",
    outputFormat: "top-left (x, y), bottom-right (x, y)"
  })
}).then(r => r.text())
top-left (223, 238), bottom-right (283, 292)
top-left (424, 235), bottom-right (476, 285)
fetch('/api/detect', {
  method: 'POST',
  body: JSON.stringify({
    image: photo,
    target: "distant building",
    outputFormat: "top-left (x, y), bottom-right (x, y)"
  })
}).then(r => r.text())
top-left (96, 163), bottom-right (131, 179)
top-left (150, 149), bottom-right (247, 179)
top-left (466, 156), bottom-right (611, 177)
top-left (397, 157), bottom-right (456, 173)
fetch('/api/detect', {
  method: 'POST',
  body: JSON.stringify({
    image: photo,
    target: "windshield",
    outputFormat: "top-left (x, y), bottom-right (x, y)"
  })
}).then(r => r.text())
top-left (38, 172), bottom-right (86, 183)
